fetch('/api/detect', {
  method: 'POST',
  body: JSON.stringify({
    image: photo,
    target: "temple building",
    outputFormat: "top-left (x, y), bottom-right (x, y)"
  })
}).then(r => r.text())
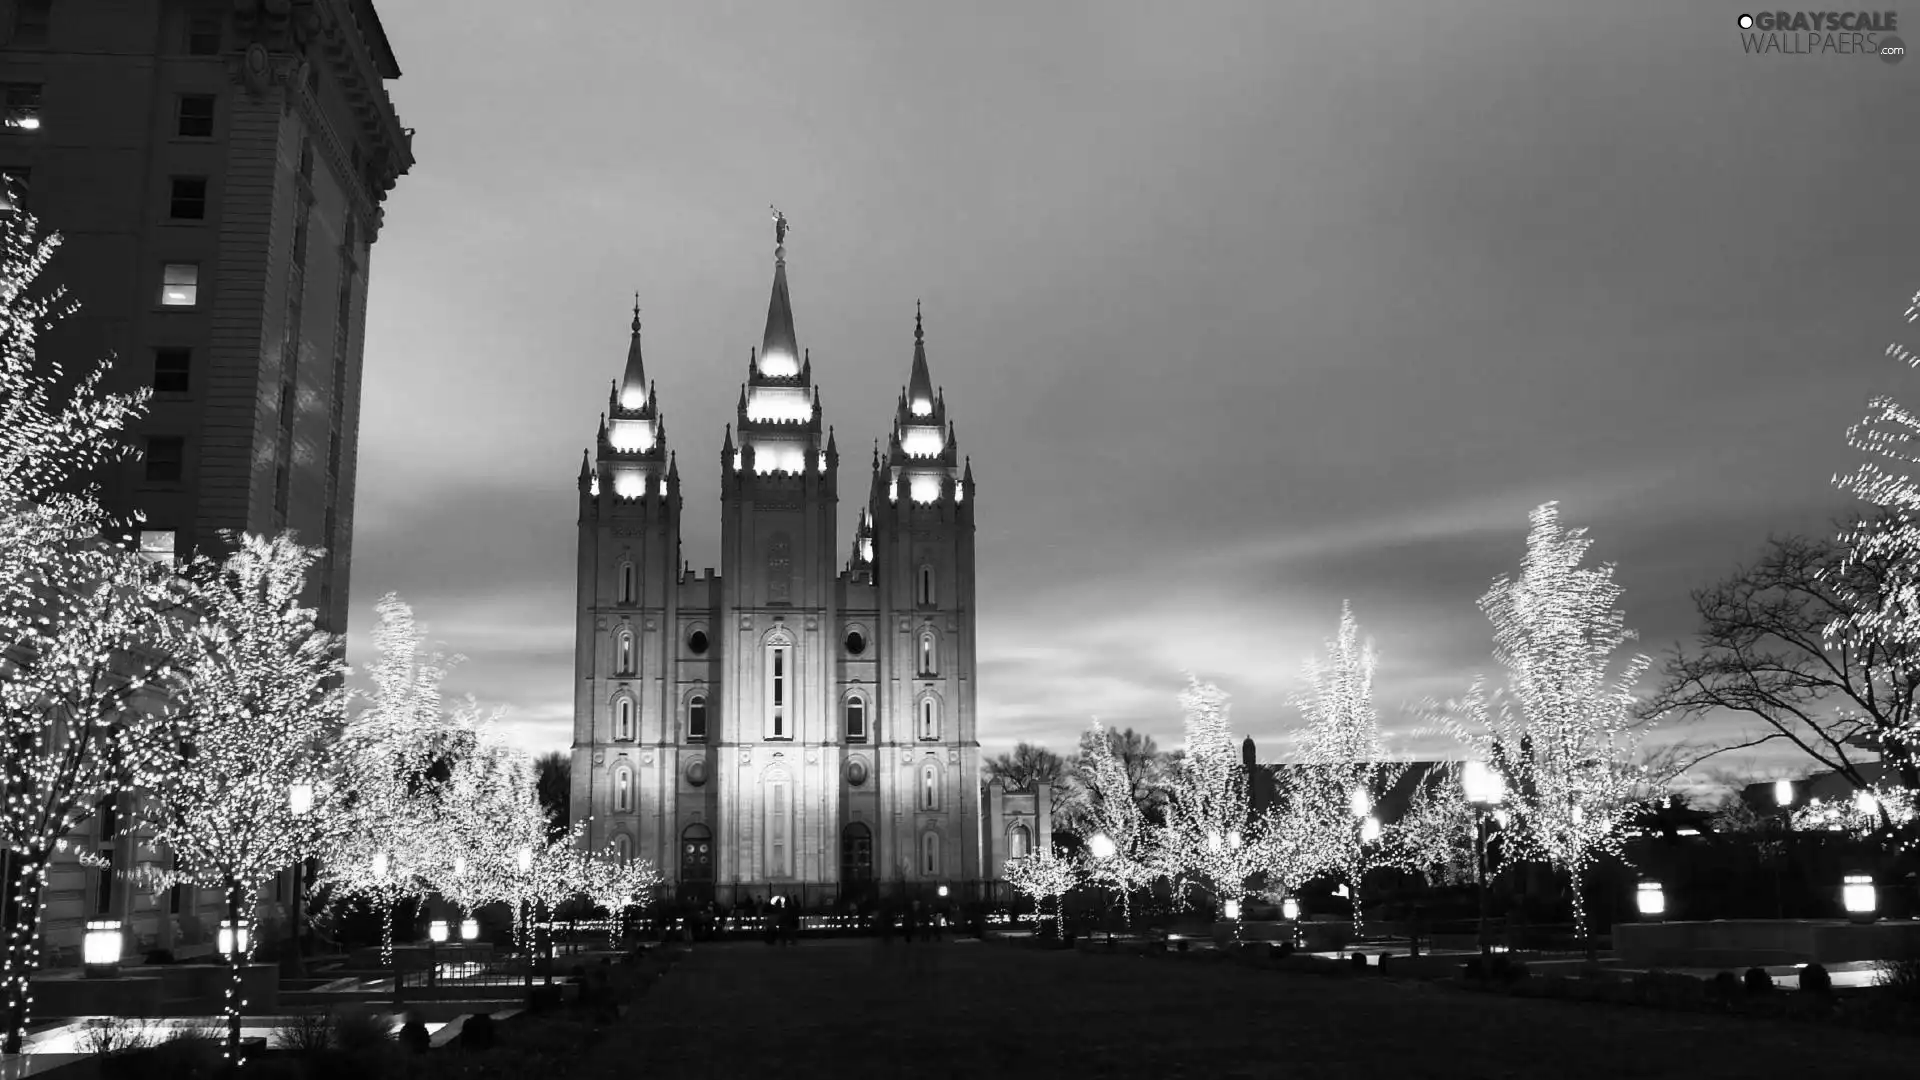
top-left (570, 214), bottom-right (998, 903)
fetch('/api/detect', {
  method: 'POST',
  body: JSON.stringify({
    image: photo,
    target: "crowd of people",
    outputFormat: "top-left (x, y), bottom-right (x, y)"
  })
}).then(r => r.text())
top-left (654, 894), bottom-right (972, 945)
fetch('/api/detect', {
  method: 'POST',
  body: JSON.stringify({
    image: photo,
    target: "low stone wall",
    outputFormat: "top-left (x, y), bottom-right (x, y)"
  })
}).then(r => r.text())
top-left (1613, 919), bottom-right (1920, 968)
top-left (32, 963), bottom-right (279, 1017)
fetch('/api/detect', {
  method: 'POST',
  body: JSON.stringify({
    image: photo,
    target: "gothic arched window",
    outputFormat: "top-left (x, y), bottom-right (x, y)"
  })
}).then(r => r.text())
top-left (919, 696), bottom-right (939, 741)
top-left (614, 833), bottom-right (632, 865)
top-left (918, 630), bottom-right (937, 676)
top-left (765, 771), bottom-right (793, 878)
top-left (687, 693), bottom-right (707, 742)
top-left (765, 629), bottom-right (794, 740)
top-left (920, 762), bottom-right (939, 810)
top-left (1008, 823), bottom-right (1032, 860)
top-left (844, 695), bottom-right (866, 743)
top-left (613, 764), bottom-right (633, 813)
top-left (614, 695), bottom-right (635, 741)
top-left (918, 564), bottom-right (935, 606)
top-left (922, 831), bottom-right (941, 875)
top-left (616, 628), bottom-right (635, 675)
top-left (618, 562), bottom-right (636, 605)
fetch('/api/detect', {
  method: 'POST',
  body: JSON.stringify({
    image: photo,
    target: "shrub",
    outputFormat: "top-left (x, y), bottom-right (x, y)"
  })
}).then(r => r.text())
top-left (143, 948), bottom-right (176, 965)
top-left (399, 1016), bottom-right (430, 1054)
top-left (1743, 967), bottom-right (1774, 995)
top-left (333, 1004), bottom-right (395, 1054)
top-left (1871, 956), bottom-right (1920, 1002)
top-left (1711, 970), bottom-right (1741, 1002)
top-left (275, 1009), bottom-right (335, 1053)
top-left (1350, 952), bottom-right (1370, 971)
top-left (1177, 939), bottom-right (1190, 953)
top-left (78, 1017), bottom-right (157, 1057)
top-left (1799, 963), bottom-right (1832, 994)
top-left (460, 1011), bottom-right (497, 1051)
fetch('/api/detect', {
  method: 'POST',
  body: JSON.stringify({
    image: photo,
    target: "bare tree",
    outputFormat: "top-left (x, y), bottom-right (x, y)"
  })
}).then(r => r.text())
top-left (533, 750), bottom-right (572, 841)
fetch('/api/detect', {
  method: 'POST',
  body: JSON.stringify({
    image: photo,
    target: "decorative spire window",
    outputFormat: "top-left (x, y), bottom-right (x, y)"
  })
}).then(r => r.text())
top-left (618, 562), bottom-right (636, 606)
top-left (765, 628), bottom-right (795, 740)
top-left (616, 628), bottom-right (635, 675)
top-left (687, 693), bottom-right (707, 742)
top-left (918, 565), bottom-right (935, 606)
top-left (919, 696), bottom-right (939, 741)
top-left (614, 695), bottom-right (634, 742)
top-left (844, 696), bottom-right (867, 743)
top-left (613, 764), bottom-right (633, 813)
top-left (921, 763), bottom-right (939, 811)
top-left (918, 630), bottom-right (937, 677)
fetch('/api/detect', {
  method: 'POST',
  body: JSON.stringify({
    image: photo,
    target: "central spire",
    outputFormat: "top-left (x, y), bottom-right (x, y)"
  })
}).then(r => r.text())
top-left (760, 206), bottom-right (798, 377)
top-left (619, 292), bottom-right (647, 409)
top-left (907, 299), bottom-right (934, 416)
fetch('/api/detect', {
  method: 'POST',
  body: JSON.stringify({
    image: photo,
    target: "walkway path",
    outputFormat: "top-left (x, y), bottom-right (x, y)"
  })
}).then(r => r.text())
top-left (589, 938), bottom-right (1917, 1078)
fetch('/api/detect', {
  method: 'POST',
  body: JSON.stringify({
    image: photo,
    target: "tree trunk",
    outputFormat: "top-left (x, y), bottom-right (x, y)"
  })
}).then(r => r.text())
top-left (379, 895), bottom-right (395, 967)
top-left (1, 848), bottom-right (48, 1055)
top-left (1569, 863), bottom-right (1589, 950)
top-left (225, 880), bottom-right (245, 1054)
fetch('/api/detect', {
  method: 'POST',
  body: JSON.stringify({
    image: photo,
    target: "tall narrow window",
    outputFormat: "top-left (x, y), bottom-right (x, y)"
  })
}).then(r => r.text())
top-left (687, 694), bottom-right (707, 742)
top-left (138, 530), bottom-right (176, 567)
top-left (918, 565), bottom-right (935, 606)
top-left (844, 697), bottom-right (866, 743)
top-left (920, 698), bottom-right (938, 741)
top-left (144, 436), bottom-right (184, 483)
top-left (613, 764), bottom-right (633, 813)
top-left (767, 779), bottom-right (791, 877)
top-left (160, 263), bottom-right (198, 306)
top-left (618, 562), bottom-right (635, 605)
top-left (1008, 823), bottom-right (1032, 860)
top-left (614, 696), bottom-right (634, 741)
top-left (169, 176), bottom-right (207, 220)
top-left (919, 631), bottom-right (937, 676)
top-left (185, 12), bottom-right (222, 55)
top-left (94, 853), bottom-right (114, 916)
top-left (616, 629), bottom-right (634, 675)
top-left (614, 834), bottom-right (631, 865)
top-left (3, 84), bottom-right (42, 131)
top-left (153, 348), bottom-right (191, 393)
top-left (922, 832), bottom-right (940, 876)
top-left (176, 95), bottom-right (214, 137)
top-left (921, 763), bottom-right (939, 810)
top-left (765, 634), bottom-right (793, 740)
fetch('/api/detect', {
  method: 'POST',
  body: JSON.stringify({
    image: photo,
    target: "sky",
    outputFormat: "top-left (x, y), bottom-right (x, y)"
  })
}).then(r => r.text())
top-left (346, 0), bottom-right (1920, 792)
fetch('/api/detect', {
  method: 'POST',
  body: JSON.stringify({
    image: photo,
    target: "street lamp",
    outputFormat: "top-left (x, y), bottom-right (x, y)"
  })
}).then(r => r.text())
top-left (83, 920), bottom-right (123, 977)
top-left (517, 845), bottom-right (534, 991)
top-left (288, 782), bottom-right (313, 963)
top-left (1843, 873), bottom-right (1878, 923)
top-left (1635, 880), bottom-right (1666, 920)
top-left (1462, 760), bottom-right (1507, 961)
top-left (1087, 833), bottom-right (1117, 942)
top-left (1774, 778), bottom-right (1794, 810)
top-left (218, 919), bottom-right (250, 956)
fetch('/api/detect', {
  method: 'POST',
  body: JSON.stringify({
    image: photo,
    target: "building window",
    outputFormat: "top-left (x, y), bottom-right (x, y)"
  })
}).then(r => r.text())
top-left (766, 778), bottom-right (791, 878)
top-left (160, 263), bottom-right (198, 306)
top-left (841, 823), bottom-right (873, 882)
top-left (3, 84), bottom-right (43, 131)
top-left (144, 437), bottom-right (184, 483)
top-left (921, 763), bottom-right (939, 810)
top-left (169, 177), bottom-right (207, 220)
top-left (844, 628), bottom-right (866, 656)
top-left (844, 697), bottom-right (866, 743)
top-left (681, 824), bottom-right (713, 883)
top-left (11, 1), bottom-right (51, 46)
top-left (616, 628), bottom-right (634, 675)
top-left (614, 834), bottom-right (631, 865)
top-left (153, 348), bottom-right (191, 393)
top-left (922, 831), bottom-right (940, 875)
top-left (687, 628), bottom-right (709, 655)
top-left (1008, 823), bottom-right (1032, 860)
top-left (612, 764), bottom-right (633, 813)
top-left (766, 633), bottom-right (793, 740)
top-left (618, 562), bottom-right (635, 605)
top-left (614, 696), bottom-right (634, 742)
top-left (918, 565), bottom-right (935, 606)
top-left (185, 12), bottom-right (222, 55)
top-left (176, 95), bottom-right (214, 137)
top-left (918, 631), bottom-right (937, 677)
top-left (138, 530), bottom-right (176, 567)
top-left (919, 697), bottom-right (938, 741)
top-left (687, 694), bottom-right (707, 742)
top-left (0, 168), bottom-right (26, 212)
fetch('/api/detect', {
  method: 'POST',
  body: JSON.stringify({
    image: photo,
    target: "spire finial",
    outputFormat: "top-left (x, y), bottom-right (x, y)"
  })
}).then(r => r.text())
top-left (915, 300), bottom-right (924, 343)
top-left (771, 205), bottom-right (789, 248)
top-left (631, 292), bottom-right (641, 333)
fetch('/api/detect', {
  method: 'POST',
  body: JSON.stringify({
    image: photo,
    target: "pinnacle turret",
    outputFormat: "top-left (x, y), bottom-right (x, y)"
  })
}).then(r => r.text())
top-left (619, 294), bottom-right (648, 409)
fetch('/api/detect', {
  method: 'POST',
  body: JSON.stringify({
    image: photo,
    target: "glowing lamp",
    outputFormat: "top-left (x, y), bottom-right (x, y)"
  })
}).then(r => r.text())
top-left (1855, 790), bottom-right (1879, 817)
top-left (288, 782), bottom-right (313, 817)
top-left (910, 397), bottom-right (933, 418)
top-left (1281, 898), bottom-right (1300, 921)
top-left (517, 846), bottom-right (533, 874)
top-left (1462, 760), bottom-right (1506, 806)
top-left (909, 475), bottom-right (942, 503)
top-left (371, 851), bottom-right (389, 879)
top-left (1206, 830), bottom-right (1223, 853)
top-left (619, 384), bottom-right (646, 410)
top-left (453, 857), bottom-right (467, 877)
top-left (1361, 816), bottom-right (1381, 843)
top-left (1223, 899), bottom-right (1241, 921)
top-left (1635, 881), bottom-right (1666, 919)
top-left (1843, 874), bottom-right (1877, 922)
top-left (1088, 833), bottom-right (1116, 860)
top-left (429, 920), bottom-right (449, 943)
top-left (14, 116), bottom-right (40, 131)
top-left (461, 919), bottom-right (479, 941)
top-left (613, 470), bottom-right (647, 499)
top-left (1349, 787), bottom-right (1371, 818)
top-left (1774, 779), bottom-right (1794, 808)
top-left (937, 885), bottom-right (949, 898)
top-left (83, 920), bottom-right (123, 969)
top-left (1227, 831), bottom-right (1242, 850)
top-left (218, 920), bottom-right (250, 956)
top-left (1493, 808), bottom-right (1511, 830)
top-left (760, 351), bottom-right (799, 378)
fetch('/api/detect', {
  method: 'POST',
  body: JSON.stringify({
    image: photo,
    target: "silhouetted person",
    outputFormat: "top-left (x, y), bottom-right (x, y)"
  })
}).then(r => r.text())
top-left (903, 902), bottom-right (919, 944)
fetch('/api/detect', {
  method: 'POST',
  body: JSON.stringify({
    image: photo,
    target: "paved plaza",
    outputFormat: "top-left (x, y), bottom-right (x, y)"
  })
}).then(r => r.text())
top-left (593, 938), bottom-right (1919, 1078)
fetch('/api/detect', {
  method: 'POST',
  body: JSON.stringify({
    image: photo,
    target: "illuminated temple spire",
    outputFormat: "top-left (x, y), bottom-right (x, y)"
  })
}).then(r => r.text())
top-left (907, 300), bottom-right (934, 416)
top-left (878, 301), bottom-right (963, 506)
top-left (619, 293), bottom-right (648, 409)
top-left (760, 206), bottom-right (798, 376)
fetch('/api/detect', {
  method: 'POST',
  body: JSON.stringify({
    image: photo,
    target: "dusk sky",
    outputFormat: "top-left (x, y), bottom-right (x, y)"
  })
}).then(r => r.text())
top-left (345, 1), bottom-right (1920, 790)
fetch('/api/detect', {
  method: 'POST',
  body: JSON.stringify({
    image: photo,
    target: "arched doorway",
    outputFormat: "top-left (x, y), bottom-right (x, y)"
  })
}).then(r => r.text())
top-left (680, 823), bottom-right (714, 904)
top-left (840, 822), bottom-right (874, 906)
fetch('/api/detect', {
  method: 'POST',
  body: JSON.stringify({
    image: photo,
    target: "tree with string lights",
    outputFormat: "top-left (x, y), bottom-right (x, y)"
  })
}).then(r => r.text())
top-left (136, 533), bottom-right (347, 1058)
top-left (1075, 719), bottom-right (1162, 934)
top-left (1379, 764), bottom-right (1477, 888)
top-left (1429, 504), bottom-right (1652, 947)
top-left (419, 711), bottom-right (522, 933)
top-left (574, 837), bottom-right (662, 947)
top-left (1291, 602), bottom-right (1406, 938)
top-left (1001, 848), bottom-right (1081, 936)
top-left (1157, 677), bottom-right (1271, 929)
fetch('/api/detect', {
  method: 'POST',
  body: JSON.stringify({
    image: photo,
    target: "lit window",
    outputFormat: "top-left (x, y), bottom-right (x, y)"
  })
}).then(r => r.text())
top-left (153, 348), bottom-right (190, 393)
top-left (919, 631), bottom-right (937, 677)
top-left (845, 697), bottom-right (866, 743)
top-left (616, 629), bottom-right (634, 675)
top-left (12, 1), bottom-right (50, 47)
top-left (902, 426), bottom-right (943, 457)
top-left (768, 642), bottom-right (790, 739)
top-left (609, 418), bottom-right (655, 452)
top-left (921, 764), bottom-right (938, 810)
top-left (137, 530), bottom-right (176, 567)
top-left (160, 264), bottom-right (199, 306)
top-left (169, 177), bottom-right (207, 220)
top-left (910, 475), bottom-right (941, 503)
top-left (613, 470), bottom-right (645, 499)
top-left (922, 831), bottom-right (940, 874)
top-left (688, 694), bottom-right (707, 742)
top-left (3, 84), bottom-right (43, 131)
top-left (920, 697), bottom-right (938, 741)
top-left (176, 95), bottom-right (214, 138)
top-left (613, 765), bottom-right (633, 813)
top-left (614, 696), bottom-right (634, 741)
top-left (185, 13), bottom-right (221, 55)
top-left (144, 436), bottom-right (184, 483)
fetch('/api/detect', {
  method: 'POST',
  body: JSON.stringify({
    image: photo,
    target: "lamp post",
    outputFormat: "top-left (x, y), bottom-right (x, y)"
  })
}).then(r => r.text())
top-left (1772, 780), bottom-right (1795, 917)
top-left (518, 845), bottom-right (534, 992)
top-left (1462, 760), bottom-right (1507, 962)
top-left (1088, 833), bottom-right (1116, 943)
top-left (427, 919), bottom-right (446, 991)
top-left (287, 782), bottom-right (312, 965)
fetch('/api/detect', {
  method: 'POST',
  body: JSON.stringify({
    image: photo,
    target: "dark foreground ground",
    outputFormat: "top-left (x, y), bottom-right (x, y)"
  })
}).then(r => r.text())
top-left (586, 938), bottom-right (1917, 1079)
